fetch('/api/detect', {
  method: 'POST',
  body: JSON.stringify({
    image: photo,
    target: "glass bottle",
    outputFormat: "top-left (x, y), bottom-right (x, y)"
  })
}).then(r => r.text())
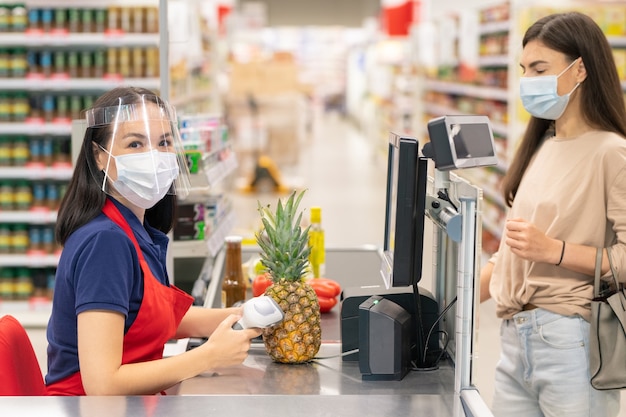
top-left (308, 206), bottom-right (325, 278)
top-left (221, 235), bottom-right (246, 308)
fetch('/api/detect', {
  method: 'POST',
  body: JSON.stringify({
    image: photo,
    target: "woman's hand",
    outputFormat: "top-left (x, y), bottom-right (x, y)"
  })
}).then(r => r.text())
top-left (505, 218), bottom-right (562, 264)
top-left (198, 314), bottom-right (262, 370)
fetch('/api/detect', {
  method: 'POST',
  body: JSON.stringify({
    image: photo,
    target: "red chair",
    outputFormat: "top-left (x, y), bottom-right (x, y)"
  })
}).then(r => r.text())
top-left (0, 315), bottom-right (47, 395)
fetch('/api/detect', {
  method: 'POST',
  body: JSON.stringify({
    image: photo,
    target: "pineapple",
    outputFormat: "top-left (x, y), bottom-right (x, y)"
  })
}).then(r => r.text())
top-left (256, 190), bottom-right (322, 363)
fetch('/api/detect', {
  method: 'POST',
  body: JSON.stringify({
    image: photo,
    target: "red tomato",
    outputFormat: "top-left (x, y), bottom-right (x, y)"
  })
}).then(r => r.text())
top-left (317, 295), bottom-right (338, 313)
top-left (252, 273), bottom-right (273, 297)
top-left (307, 279), bottom-right (337, 299)
top-left (307, 277), bottom-right (341, 297)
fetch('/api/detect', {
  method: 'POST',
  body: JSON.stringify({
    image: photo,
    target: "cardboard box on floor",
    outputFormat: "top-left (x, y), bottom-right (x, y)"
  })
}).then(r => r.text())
top-left (226, 58), bottom-right (311, 169)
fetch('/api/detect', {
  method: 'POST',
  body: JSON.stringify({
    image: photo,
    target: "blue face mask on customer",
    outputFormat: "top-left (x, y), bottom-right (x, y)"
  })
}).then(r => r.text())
top-left (519, 58), bottom-right (581, 120)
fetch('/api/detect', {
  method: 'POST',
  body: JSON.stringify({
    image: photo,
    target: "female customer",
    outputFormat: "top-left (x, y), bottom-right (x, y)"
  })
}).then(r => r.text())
top-left (46, 86), bottom-right (261, 395)
top-left (480, 12), bottom-right (625, 417)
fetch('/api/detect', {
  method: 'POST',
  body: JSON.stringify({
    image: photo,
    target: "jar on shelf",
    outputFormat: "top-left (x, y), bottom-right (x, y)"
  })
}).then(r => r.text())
top-left (10, 223), bottom-right (29, 254)
top-left (10, 4), bottom-right (28, 32)
top-left (68, 8), bottom-right (80, 33)
top-left (29, 225), bottom-right (42, 252)
top-left (29, 137), bottom-right (42, 164)
top-left (0, 268), bottom-right (14, 300)
top-left (14, 267), bottom-right (33, 300)
top-left (40, 50), bottom-right (52, 77)
top-left (82, 8), bottom-right (94, 33)
top-left (27, 8), bottom-right (40, 31)
top-left (94, 9), bottom-right (106, 33)
top-left (41, 136), bottom-right (54, 165)
top-left (42, 226), bottom-right (54, 253)
top-left (12, 93), bottom-right (30, 122)
top-left (10, 48), bottom-right (28, 78)
top-left (40, 8), bottom-right (52, 32)
top-left (46, 182), bottom-right (59, 209)
top-left (0, 181), bottom-right (13, 210)
top-left (0, 6), bottom-right (10, 32)
top-left (0, 94), bottom-right (11, 121)
top-left (0, 136), bottom-right (11, 166)
top-left (0, 223), bottom-right (11, 254)
top-left (0, 49), bottom-right (10, 77)
top-left (80, 51), bottom-right (92, 78)
top-left (54, 8), bottom-right (67, 32)
top-left (14, 180), bottom-right (32, 210)
top-left (54, 51), bottom-right (66, 75)
top-left (67, 51), bottom-right (79, 78)
top-left (11, 136), bottom-right (29, 166)
top-left (32, 182), bottom-right (46, 207)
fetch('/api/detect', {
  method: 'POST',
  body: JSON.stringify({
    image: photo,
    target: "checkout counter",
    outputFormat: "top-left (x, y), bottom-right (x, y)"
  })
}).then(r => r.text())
top-left (2, 118), bottom-right (497, 416)
top-left (1, 244), bottom-right (491, 417)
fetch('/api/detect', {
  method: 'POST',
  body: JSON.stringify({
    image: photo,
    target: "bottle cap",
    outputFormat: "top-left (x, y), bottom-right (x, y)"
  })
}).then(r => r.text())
top-left (310, 206), bottom-right (321, 223)
top-left (225, 235), bottom-right (243, 243)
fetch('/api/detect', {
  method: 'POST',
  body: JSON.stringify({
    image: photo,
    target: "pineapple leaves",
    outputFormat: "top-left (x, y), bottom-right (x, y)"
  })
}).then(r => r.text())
top-left (255, 190), bottom-right (312, 282)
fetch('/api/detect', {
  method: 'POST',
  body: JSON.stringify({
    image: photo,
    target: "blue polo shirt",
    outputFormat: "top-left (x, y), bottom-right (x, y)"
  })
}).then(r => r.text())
top-left (45, 198), bottom-right (171, 385)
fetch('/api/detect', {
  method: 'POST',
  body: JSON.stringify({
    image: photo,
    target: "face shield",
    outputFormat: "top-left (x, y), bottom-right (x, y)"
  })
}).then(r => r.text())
top-left (85, 94), bottom-right (191, 209)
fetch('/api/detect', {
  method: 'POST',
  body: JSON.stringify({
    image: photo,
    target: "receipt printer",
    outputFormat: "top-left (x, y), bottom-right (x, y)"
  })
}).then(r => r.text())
top-left (358, 295), bottom-right (411, 381)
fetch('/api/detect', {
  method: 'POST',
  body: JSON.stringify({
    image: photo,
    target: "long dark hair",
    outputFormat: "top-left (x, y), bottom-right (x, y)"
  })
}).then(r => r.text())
top-left (55, 86), bottom-right (177, 245)
top-left (502, 12), bottom-right (626, 207)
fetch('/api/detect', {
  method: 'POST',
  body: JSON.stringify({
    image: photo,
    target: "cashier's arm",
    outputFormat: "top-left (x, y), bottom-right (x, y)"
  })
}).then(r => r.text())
top-left (77, 309), bottom-right (261, 396)
top-left (176, 306), bottom-right (242, 338)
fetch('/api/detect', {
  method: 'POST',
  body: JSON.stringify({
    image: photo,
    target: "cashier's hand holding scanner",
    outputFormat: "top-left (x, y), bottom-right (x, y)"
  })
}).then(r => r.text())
top-left (45, 87), bottom-right (262, 396)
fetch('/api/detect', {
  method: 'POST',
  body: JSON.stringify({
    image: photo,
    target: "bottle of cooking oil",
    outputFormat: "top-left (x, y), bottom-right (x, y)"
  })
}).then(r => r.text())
top-left (221, 235), bottom-right (246, 308)
top-left (308, 206), bottom-right (325, 278)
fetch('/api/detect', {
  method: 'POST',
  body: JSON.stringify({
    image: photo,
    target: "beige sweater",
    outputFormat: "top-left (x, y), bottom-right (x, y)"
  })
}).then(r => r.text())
top-left (490, 130), bottom-right (626, 321)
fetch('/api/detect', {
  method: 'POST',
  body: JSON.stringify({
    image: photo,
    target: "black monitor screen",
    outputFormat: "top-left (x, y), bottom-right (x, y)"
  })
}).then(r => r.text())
top-left (451, 123), bottom-right (495, 159)
top-left (381, 133), bottom-right (426, 288)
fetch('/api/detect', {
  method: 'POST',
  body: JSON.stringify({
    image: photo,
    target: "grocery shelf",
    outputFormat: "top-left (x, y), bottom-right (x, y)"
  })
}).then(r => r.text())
top-left (0, 122), bottom-right (71, 136)
top-left (0, 32), bottom-right (159, 48)
top-left (0, 77), bottom-right (160, 92)
top-left (0, 253), bottom-right (59, 268)
top-left (203, 152), bottom-right (238, 187)
top-left (0, 166), bottom-right (73, 180)
top-left (423, 80), bottom-right (509, 102)
top-left (478, 20), bottom-right (510, 35)
top-left (0, 300), bottom-right (52, 328)
top-left (0, 210), bottom-right (57, 224)
top-left (171, 209), bottom-right (237, 259)
top-left (477, 55), bottom-right (508, 67)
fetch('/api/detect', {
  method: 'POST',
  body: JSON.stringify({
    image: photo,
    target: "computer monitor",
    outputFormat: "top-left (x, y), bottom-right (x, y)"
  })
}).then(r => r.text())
top-left (426, 115), bottom-right (497, 171)
top-left (380, 133), bottom-right (427, 288)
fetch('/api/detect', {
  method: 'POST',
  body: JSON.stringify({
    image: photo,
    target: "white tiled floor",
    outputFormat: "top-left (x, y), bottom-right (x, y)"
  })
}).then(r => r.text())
top-left (28, 108), bottom-right (625, 414)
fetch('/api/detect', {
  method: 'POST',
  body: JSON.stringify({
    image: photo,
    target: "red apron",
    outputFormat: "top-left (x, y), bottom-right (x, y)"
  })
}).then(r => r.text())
top-left (46, 199), bottom-right (194, 395)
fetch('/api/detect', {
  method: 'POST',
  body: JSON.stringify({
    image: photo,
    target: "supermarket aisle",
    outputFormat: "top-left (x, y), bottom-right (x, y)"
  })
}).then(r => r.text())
top-left (228, 110), bottom-right (388, 248)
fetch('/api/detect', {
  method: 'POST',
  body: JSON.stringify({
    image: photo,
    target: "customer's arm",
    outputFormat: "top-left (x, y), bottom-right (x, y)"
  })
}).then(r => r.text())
top-left (479, 261), bottom-right (494, 303)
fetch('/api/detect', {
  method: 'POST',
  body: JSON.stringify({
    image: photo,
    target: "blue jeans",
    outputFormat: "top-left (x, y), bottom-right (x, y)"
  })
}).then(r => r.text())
top-left (492, 308), bottom-right (620, 417)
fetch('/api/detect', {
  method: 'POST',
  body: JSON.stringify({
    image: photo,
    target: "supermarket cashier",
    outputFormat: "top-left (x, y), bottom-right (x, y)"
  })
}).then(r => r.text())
top-left (45, 86), bottom-right (261, 396)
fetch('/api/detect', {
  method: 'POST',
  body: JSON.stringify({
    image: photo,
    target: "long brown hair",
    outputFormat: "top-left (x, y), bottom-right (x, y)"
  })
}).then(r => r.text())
top-left (55, 87), bottom-right (177, 245)
top-left (502, 12), bottom-right (626, 207)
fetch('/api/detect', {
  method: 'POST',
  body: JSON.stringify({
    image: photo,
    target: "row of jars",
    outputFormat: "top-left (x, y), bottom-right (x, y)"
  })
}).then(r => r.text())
top-left (0, 47), bottom-right (159, 79)
top-left (0, 181), bottom-right (66, 211)
top-left (0, 223), bottom-right (59, 255)
top-left (0, 93), bottom-right (96, 123)
top-left (0, 266), bottom-right (55, 301)
top-left (0, 5), bottom-right (158, 34)
top-left (0, 136), bottom-right (71, 167)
